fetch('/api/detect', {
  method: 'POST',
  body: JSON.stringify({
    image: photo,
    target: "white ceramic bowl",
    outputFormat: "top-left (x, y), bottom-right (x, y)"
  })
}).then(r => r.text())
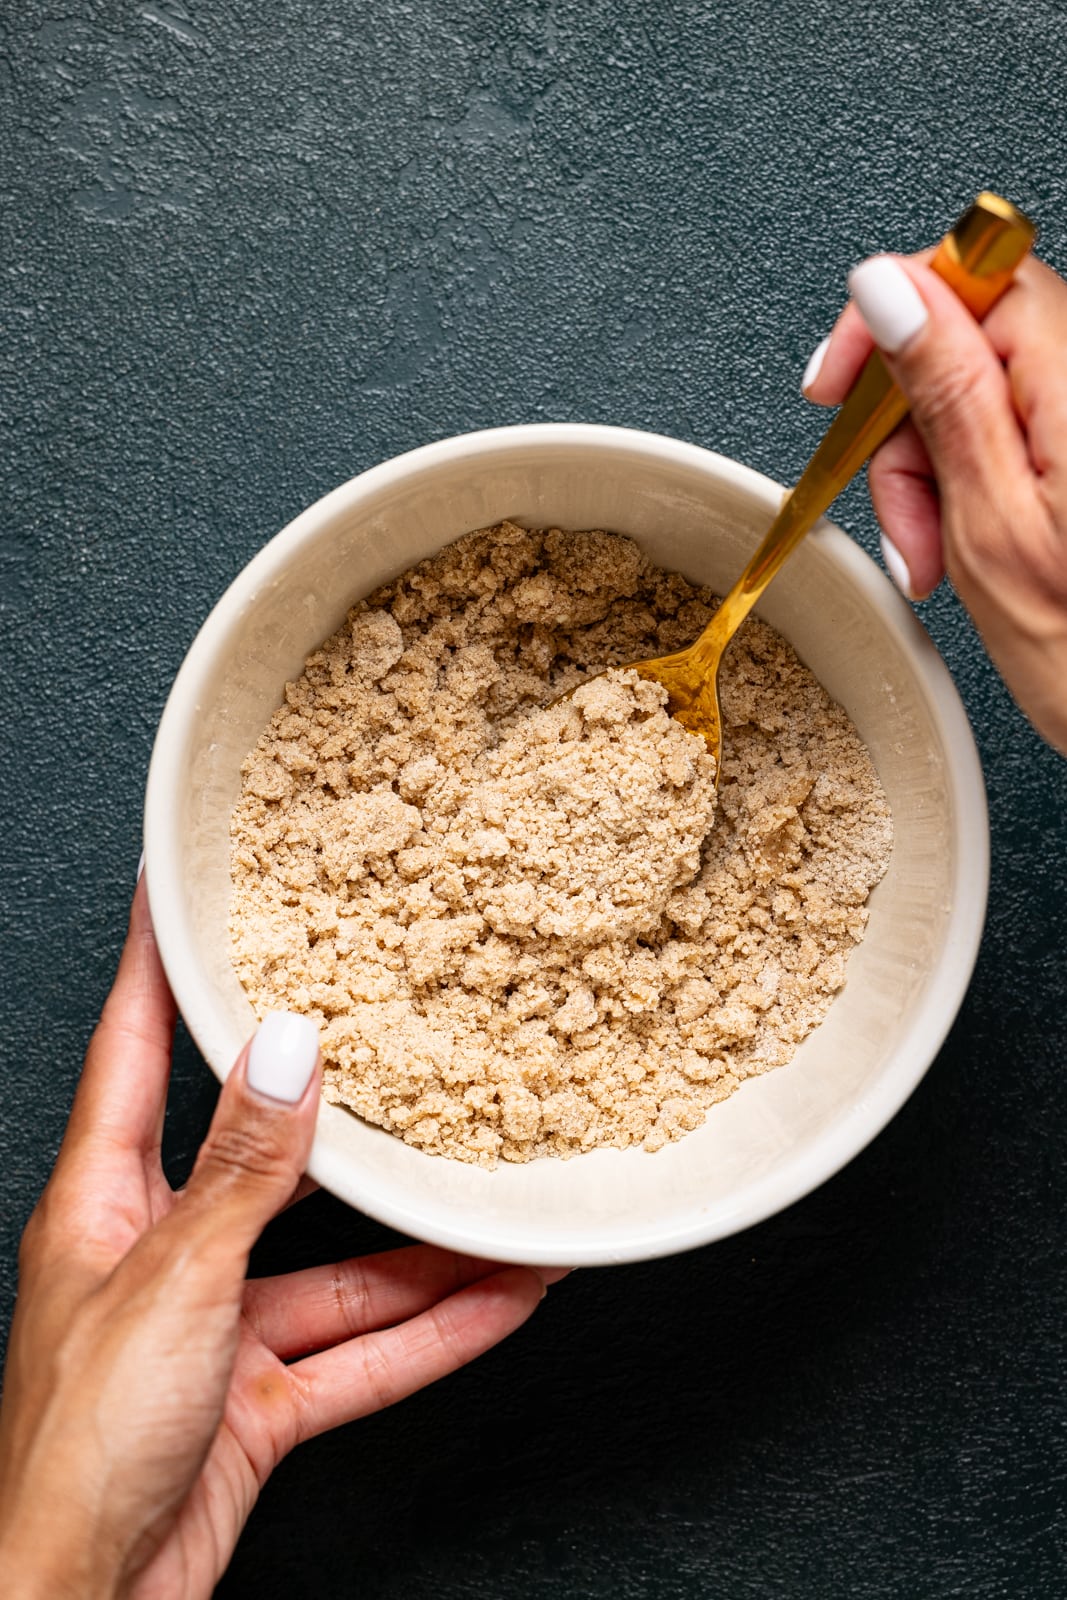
top-left (145, 423), bottom-right (988, 1266)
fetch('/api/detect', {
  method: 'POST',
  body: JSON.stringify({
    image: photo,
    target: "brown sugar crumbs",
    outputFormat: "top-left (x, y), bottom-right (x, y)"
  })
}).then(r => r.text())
top-left (230, 522), bottom-right (892, 1166)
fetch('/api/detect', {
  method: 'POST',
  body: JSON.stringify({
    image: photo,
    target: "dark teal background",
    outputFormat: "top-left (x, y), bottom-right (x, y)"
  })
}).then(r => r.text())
top-left (3, 3), bottom-right (1067, 1595)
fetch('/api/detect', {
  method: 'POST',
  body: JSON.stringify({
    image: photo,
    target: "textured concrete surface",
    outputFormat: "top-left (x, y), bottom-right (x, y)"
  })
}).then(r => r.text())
top-left (3, 2), bottom-right (1067, 1595)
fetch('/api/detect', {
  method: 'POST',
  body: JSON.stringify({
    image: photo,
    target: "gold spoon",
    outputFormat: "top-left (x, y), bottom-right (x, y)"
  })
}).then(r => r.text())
top-left (590, 193), bottom-right (1036, 779)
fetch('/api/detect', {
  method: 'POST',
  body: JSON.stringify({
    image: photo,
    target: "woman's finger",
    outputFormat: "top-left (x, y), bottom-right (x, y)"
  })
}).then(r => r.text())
top-left (802, 300), bottom-right (875, 405)
top-left (982, 254), bottom-right (1067, 482)
top-left (849, 255), bottom-right (1031, 502)
top-left (244, 1244), bottom-right (567, 1359)
top-left (803, 246), bottom-right (938, 406)
top-left (287, 1267), bottom-right (549, 1439)
top-left (245, 1246), bottom-right (501, 1359)
top-left (866, 420), bottom-right (944, 600)
top-left (62, 877), bottom-right (177, 1163)
top-left (280, 1176), bottom-right (320, 1213)
top-left (147, 1013), bottom-right (322, 1284)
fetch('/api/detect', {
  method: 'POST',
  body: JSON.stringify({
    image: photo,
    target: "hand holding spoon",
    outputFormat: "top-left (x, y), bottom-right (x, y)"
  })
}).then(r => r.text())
top-left (593, 193), bottom-right (1036, 779)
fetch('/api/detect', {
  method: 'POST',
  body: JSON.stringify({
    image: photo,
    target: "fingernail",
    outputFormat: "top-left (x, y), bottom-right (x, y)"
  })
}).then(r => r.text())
top-left (848, 257), bottom-right (928, 353)
top-left (137, 849), bottom-right (145, 882)
top-left (801, 335), bottom-right (830, 392)
top-left (247, 1012), bottom-right (320, 1104)
top-left (880, 532), bottom-right (919, 601)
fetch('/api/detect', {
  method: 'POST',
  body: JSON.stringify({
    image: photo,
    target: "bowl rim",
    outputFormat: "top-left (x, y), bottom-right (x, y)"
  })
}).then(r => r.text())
top-left (145, 422), bottom-right (989, 1265)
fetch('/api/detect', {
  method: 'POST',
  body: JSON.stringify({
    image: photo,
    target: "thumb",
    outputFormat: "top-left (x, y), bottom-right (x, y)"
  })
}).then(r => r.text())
top-left (179, 1011), bottom-right (322, 1258)
top-left (848, 254), bottom-right (1032, 531)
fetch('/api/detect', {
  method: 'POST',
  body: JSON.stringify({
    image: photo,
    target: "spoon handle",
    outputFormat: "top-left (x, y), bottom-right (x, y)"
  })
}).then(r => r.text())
top-left (712, 192), bottom-right (1036, 640)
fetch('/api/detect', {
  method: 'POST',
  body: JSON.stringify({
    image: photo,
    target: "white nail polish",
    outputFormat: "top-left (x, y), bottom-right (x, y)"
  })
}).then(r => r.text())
top-left (880, 532), bottom-right (918, 601)
top-left (848, 257), bottom-right (928, 354)
top-left (137, 849), bottom-right (145, 882)
top-left (802, 335), bottom-right (830, 392)
top-left (247, 1012), bottom-right (320, 1104)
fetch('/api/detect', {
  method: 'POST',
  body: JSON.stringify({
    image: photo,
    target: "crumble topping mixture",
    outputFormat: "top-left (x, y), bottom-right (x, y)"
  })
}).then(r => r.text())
top-left (230, 522), bottom-right (892, 1165)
